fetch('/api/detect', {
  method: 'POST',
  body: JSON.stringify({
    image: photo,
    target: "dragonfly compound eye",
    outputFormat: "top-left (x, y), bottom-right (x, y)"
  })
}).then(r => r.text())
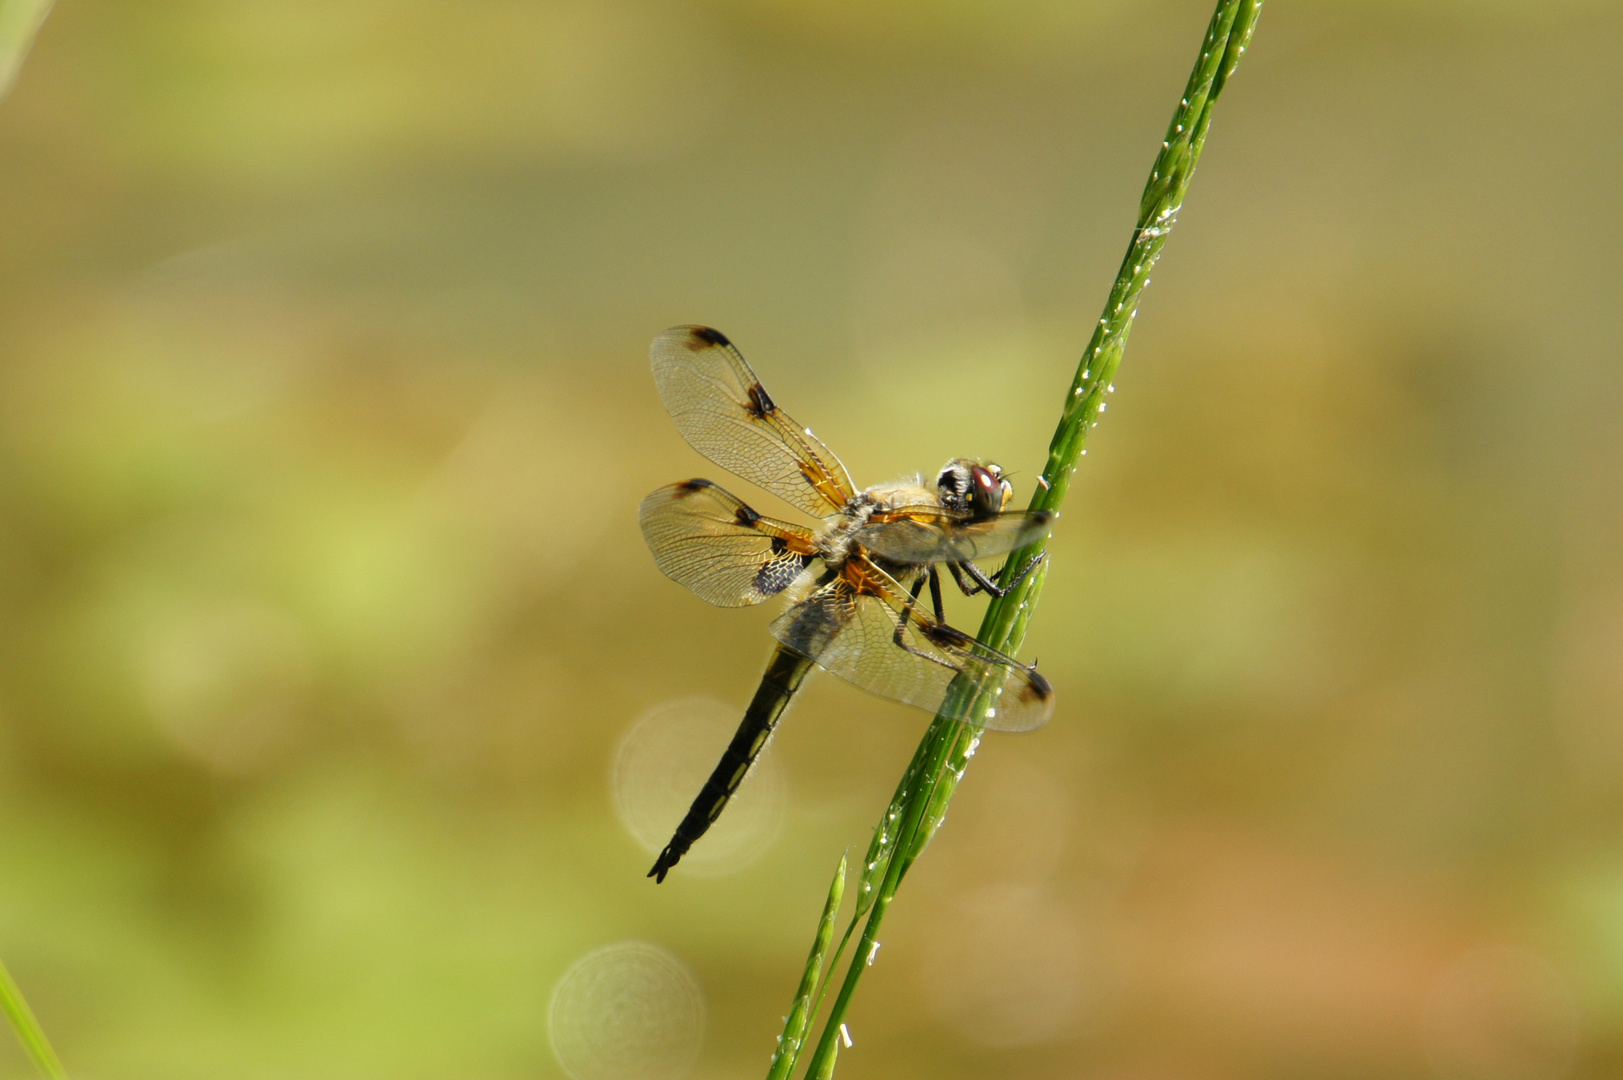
top-left (968, 463), bottom-right (1005, 520)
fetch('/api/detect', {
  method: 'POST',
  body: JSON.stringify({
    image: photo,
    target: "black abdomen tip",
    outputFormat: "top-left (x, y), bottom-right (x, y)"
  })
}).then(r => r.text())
top-left (648, 843), bottom-right (683, 883)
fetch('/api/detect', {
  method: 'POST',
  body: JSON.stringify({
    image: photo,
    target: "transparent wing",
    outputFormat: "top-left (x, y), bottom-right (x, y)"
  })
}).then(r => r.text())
top-left (640, 479), bottom-right (817, 607)
top-left (768, 565), bottom-right (1053, 733)
top-left (650, 326), bottom-right (856, 518)
top-left (855, 509), bottom-right (1054, 565)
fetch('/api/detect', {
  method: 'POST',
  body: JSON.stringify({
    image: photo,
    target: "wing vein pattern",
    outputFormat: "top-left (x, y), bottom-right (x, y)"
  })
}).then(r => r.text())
top-left (650, 326), bottom-right (855, 517)
top-left (856, 509), bottom-right (1054, 566)
top-left (640, 479), bottom-right (815, 607)
top-left (768, 567), bottom-right (1053, 734)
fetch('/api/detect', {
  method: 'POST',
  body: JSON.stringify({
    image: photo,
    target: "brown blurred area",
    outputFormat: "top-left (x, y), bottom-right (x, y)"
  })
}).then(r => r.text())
top-left (1, 1), bottom-right (1621, 1077)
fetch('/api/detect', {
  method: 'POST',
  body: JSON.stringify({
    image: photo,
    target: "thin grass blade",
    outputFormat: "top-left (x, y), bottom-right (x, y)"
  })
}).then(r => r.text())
top-left (0, 0), bottom-right (55, 100)
top-left (766, 854), bottom-right (847, 1080)
top-left (850, 739), bottom-right (931, 918)
top-left (0, 956), bottom-right (68, 1080)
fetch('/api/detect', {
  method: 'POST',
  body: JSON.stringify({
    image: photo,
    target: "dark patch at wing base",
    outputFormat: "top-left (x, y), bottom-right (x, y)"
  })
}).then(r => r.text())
top-left (754, 553), bottom-right (811, 596)
top-left (640, 479), bottom-right (817, 608)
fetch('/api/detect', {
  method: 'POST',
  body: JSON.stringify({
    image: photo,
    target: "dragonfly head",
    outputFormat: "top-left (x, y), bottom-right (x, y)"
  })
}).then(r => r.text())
top-left (935, 459), bottom-right (1013, 520)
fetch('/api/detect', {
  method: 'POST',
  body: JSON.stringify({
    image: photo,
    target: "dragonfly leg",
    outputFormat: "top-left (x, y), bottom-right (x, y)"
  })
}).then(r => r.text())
top-left (1001, 551), bottom-right (1046, 589)
top-left (890, 575), bottom-right (961, 670)
top-left (928, 565), bottom-right (946, 624)
top-left (951, 551), bottom-right (1046, 599)
top-left (892, 573), bottom-right (928, 651)
top-left (947, 561), bottom-right (980, 596)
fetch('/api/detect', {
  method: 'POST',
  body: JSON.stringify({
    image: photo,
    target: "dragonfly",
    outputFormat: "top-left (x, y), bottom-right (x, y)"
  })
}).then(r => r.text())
top-left (639, 326), bottom-right (1056, 882)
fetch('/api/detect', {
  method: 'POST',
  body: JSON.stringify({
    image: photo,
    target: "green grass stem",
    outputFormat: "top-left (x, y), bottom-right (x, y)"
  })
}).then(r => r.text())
top-left (1, 3), bottom-right (69, 1075)
top-left (0, 957), bottom-right (68, 1080)
top-left (773, 2), bottom-right (1264, 1075)
top-left (0, 0), bottom-right (54, 100)
top-left (766, 854), bottom-right (847, 1080)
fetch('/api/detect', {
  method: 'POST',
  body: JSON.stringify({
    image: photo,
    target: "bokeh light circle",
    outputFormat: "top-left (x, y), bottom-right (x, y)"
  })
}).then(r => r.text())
top-left (612, 696), bottom-right (786, 877)
top-left (548, 941), bottom-right (705, 1080)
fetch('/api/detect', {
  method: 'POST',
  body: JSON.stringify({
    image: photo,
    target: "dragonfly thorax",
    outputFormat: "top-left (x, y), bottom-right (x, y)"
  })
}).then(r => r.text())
top-left (815, 481), bottom-right (935, 572)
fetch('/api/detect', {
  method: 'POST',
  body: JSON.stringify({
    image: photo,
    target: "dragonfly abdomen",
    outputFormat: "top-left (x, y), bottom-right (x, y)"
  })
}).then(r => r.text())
top-left (648, 645), bottom-right (814, 882)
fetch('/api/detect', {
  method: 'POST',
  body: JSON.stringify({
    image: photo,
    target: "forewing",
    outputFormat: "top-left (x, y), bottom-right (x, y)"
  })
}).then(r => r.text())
top-left (856, 510), bottom-right (1054, 565)
top-left (650, 326), bottom-right (856, 517)
top-left (769, 571), bottom-right (1053, 733)
top-left (640, 479), bottom-right (816, 607)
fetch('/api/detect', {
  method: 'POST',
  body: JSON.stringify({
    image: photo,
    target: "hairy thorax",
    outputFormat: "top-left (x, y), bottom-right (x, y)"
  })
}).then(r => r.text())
top-left (792, 478), bottom-right (940, 596)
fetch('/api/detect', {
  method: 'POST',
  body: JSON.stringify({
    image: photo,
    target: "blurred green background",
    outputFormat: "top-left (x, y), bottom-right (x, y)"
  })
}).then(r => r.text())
top-left (1, 1), bottom-right (1621, 1077)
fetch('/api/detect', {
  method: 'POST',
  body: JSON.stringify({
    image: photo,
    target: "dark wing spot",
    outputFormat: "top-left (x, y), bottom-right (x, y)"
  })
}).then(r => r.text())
top-left (921, 623), bottom-right (973, 649)
top-left (688, 326), bottom-right (731, 347)
top-left (734, 504), bottom-right (761, 527)
top-left (673, 478), bottom-right (712, 497)
top-left (768, 536), bottom-right (789, 555)
top-left (1019, 671), bottom-right (1054, 704)
top-left (744, 383), bottom-right (777, 419)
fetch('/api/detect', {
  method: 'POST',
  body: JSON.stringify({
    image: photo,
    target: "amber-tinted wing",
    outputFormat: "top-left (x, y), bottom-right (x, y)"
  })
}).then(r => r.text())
top-left (768, 565), bottom-right (1053, 733)
top-left (855, 509), bottom-right (1054, 566)
top-left (640, 479), bottom-right (817, 607)
top-left (650, 326), bottom-right (856, 518)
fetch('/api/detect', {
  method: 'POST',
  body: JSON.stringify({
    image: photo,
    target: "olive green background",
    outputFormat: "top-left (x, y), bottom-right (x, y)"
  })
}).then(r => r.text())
top-left (1, 1), bottom-right (1620, 1078)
